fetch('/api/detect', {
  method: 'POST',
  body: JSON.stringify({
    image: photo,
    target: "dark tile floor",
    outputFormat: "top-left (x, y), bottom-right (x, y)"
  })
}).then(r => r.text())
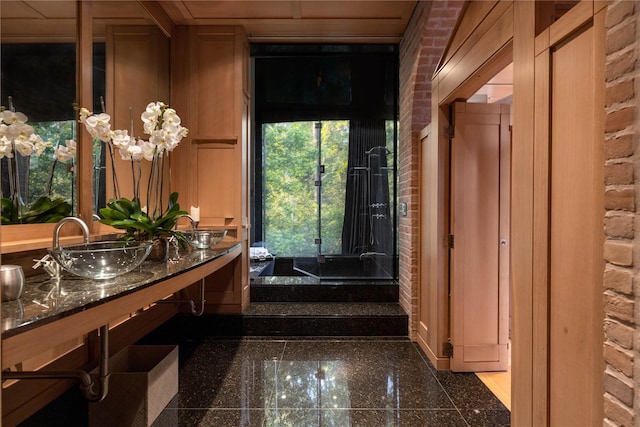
top-left (153, 337), bottom-right (510, 426)
top-left (22, 337), bottom-right (510, 427)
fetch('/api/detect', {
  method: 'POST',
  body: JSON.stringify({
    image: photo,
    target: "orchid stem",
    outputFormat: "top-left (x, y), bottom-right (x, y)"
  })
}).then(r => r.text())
top-left (130, 160), bottom-right (137, 201)
top-left (46, 159), bottom-right (58, 195)
top-left (106, 143), bottom-right (120, 199)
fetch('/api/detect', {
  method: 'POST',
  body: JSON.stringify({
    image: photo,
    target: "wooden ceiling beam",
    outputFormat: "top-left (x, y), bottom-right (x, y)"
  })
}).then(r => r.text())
top-left (139, 0), bottom-right (174, 37)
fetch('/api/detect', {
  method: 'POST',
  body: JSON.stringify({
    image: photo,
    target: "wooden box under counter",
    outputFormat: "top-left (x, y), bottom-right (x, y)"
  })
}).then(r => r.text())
top-left (89, 345), bottom-right (178, 427)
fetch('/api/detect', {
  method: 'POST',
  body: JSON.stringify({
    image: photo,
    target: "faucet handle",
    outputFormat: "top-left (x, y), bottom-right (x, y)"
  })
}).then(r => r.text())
top-left (33, 254), bottom-right (62, 278)
top-left (32, 254), bottom-right (52, 270)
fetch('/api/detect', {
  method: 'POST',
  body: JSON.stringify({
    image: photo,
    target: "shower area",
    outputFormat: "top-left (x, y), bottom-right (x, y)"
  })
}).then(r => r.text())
top-left (251, 45), bottom-right (398, 282)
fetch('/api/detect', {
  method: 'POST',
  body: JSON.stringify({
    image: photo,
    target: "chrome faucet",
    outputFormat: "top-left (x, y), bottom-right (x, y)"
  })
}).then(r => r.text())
top-left (175, 214), bottom-right (198, 233)
top-left (47, 217), bottom-right (91, 280)
top-left (53, 216), bottom-right (90, 248)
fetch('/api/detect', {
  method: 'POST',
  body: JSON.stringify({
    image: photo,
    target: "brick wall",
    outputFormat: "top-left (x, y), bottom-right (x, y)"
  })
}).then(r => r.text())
top-left (398, 1), bottom-right (463, 338)
top-left (603, 2), bottom-right (638, 426)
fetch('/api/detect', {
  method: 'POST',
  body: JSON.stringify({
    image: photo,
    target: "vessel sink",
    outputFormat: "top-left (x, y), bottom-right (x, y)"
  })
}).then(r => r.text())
top-left (48, 241), bottom-right (153, 280)
top-left (185, 229), bottom-right (227, 249)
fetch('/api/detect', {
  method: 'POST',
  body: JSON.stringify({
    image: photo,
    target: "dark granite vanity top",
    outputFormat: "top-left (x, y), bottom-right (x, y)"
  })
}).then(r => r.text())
top-left (1, 242), bottom-right (241, 338)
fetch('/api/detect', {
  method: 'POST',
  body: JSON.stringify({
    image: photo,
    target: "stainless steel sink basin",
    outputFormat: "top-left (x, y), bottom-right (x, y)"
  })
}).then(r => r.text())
top-left (185, 229), bottom-right (227, 249)
top-left (48, 240), bottom-right (153, 280)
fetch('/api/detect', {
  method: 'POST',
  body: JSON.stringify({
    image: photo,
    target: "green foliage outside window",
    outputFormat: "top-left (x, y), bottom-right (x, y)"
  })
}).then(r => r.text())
top-left (264, 120), bottom-right (396, 257)
top-left (264, 121), bottom-right (349, 256)
top-left (29, 120), bottom-right (76, 206)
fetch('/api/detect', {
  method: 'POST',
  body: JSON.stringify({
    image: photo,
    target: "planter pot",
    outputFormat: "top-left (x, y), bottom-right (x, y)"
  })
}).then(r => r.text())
top-left (146, 238), bottom-right (169, 262)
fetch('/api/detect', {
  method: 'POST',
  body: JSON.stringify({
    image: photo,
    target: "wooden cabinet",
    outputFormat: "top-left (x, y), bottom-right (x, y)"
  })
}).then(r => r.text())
top-left (171, 26), bottom-right (250, 312)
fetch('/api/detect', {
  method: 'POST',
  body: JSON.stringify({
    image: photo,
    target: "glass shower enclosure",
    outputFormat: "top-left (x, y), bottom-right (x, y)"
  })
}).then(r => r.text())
top-left (262, 119), bottom-right (396, 280)
top-left (252, 44), bottom-right (399, 281)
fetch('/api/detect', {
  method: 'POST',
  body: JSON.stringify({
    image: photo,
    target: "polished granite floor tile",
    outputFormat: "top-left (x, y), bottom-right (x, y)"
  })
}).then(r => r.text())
top-left (169, 340), bottom-right (286, 409)
top-left (20, 338), bottom-right (510, 426)
top-left (262, 409), bottom-right (467, 426)
top-left (150, 338), bottom-right (510, 426)
top-left (275, 340), bottom-right (454, 410)
top-left (459, 409), bottom-right (512, 427)
top-left (153, 408), bottom-right (266, 427)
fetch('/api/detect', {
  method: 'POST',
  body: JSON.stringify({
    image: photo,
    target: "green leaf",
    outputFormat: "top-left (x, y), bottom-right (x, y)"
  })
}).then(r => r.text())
top-left (100, 208), bottom-right (127, 221)
top-left (105, 218), bottom-right (140, 230)
top-left (110, 199), bottom-right (135, 216)
top-left (29, 196), bottom-right (53, 212)
top-left (130, 212), bottom-right (151, 224)
top-left (168, 192), bottom-right (179, 208)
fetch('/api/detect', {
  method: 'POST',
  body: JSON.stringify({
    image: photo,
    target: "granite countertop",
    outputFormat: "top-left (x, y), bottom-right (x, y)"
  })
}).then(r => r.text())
top-left (1, 242), bottom-right (241, 338)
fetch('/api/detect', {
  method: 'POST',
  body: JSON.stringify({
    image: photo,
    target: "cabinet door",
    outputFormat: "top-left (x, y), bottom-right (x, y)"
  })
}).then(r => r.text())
top-left (450, 102), bottom-right (510, 372)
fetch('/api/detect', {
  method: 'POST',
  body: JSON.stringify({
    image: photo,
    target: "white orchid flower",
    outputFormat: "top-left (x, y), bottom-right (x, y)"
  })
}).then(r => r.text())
top-left (162, 108), bottom-right (181, 126)
top-left (177, 126), bottom-right (189, 139)
top-left (31, 134), bottom-right (51, 156)
top-left (78, 107), bottom-right (92, 124)
top-left (0, 137), bottom-right (13, 159)
top-left (54, 139), bottom-right (77, 163)
top-left (148, 129), bottom-right (168, 150)
top-left (85, 112), bottom-right (110, 128)
top-left (0, 123), bottom-right (8, 140)
top-left (5, 122), bottom-right (34, 141)
top-left (118, 147), bottom-right (129, 161)
top-left (1, 110), bottom-right (28, 125)
top-left (84, 112), bottom-right (112, 142)
top-left (0, 111), bottom-right (11, 124)
top-left (119, 143), bottom-right (143, 161)
top-left (140, 139), bottom-right (156, 161)
top-left (141, 103), bottom-right (163, 133)
top-left (65, 139), bottom-right (77, 156)
top-left (53, 146), bottom-right (69, 162)
top-left (14, 134), bottom-right (35, 156)
top-left (145, 102), bottom-right (164, 116)
top-left (53, 144), bottom-right (74, 163)
top-left (161, 120), bottom-right (180, 134)
top-left (142, 118), bottom-right (158, 135)
top-left (111, 129), bottom-right (131, 149)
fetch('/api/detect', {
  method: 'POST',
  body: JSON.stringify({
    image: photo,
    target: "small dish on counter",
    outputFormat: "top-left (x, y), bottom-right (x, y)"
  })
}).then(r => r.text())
top-left (185, 229), bottom-right (227, 249)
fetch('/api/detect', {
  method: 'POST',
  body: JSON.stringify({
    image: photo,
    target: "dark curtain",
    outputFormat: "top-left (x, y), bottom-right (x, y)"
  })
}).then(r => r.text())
top-left (341, 119), bottom-right (392, 255)
top-left (1, 44), bottom-right (76, 122)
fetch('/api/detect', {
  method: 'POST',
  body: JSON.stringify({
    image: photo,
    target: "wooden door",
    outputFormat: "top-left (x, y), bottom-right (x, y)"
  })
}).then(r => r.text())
top-left (450, 101), bottom-right (510, 372)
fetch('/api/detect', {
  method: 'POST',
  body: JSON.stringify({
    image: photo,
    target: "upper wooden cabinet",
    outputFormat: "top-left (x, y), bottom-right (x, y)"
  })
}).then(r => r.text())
top-left (169, 26), bottom-right (251, 311)
top-left (170, 26), bottom-right (249, 234)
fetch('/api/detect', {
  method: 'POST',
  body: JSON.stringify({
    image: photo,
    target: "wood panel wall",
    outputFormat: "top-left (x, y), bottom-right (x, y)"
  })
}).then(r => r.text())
top-left (419, 1), bottom-right (606, 425)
